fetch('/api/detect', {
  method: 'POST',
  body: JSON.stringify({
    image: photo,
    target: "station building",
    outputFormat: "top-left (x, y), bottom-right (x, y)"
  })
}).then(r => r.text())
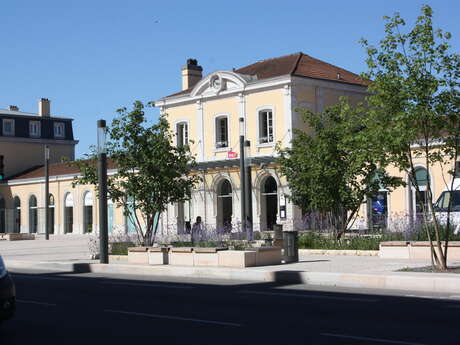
top-left (1, 53), bottom-right (455, 236)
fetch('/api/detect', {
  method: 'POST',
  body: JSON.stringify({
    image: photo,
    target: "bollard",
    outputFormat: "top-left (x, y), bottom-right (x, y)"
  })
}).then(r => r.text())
top-left (283, 231), bottom-right (299, 263)
top-left (273, 224), bottom-right (283, 247)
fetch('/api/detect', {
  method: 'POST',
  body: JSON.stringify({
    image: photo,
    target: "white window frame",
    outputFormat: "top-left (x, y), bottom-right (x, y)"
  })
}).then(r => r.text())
top-left (29, 120), bottom-right (41, 138)
top-left (256, 106), bottom-right (275, 147)
top-left (2, 119), bottom-right (15, 136)
top-left (175, 120), bottom-right (189, 147)
top-left (213, 113), bottom-right (230, 151)
top-left (54, 122), bottom-right (65, 138)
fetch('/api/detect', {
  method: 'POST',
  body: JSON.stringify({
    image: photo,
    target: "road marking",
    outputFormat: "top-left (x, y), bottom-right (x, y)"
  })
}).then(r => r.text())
top-left (238, 290), bottom-right (378, 302)
top-left (101, 281), bottom-right (194, 289)
top-left (16, 299), bottom-right (56, 307)
top-left (321, 333), bottom-right (428, 345)
top-left (104, 309), bottom-right (242, 327)
top-left (11, 274), bottom-right (67, 281)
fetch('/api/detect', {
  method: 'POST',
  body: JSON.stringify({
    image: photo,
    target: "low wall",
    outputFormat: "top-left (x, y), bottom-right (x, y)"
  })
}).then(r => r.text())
top-left (379, 241), bottom-right (460, 260)
top-left (0, 233), bottom-right (35, 241)
top-left (128, 246), bottom-right (282, 268)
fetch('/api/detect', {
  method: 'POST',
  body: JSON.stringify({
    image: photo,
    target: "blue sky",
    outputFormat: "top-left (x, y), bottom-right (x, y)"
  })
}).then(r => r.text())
top-left (1, 0), bottom-right (459, 157)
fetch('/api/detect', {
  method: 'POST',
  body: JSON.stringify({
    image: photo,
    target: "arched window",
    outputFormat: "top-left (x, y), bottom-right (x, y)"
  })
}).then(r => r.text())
top-left (49, 194), bottom-right (55, 234)
top-left (83, 192), bottom-right (93, 233)
top-left (108, 198), bottom-right (114, 233)
top-left (260, 176), bottom-right (278, 230)
top-left (64, 193), bottom-right (74, 233)
top-left (0, 196), bottom-right (5, 233)
top-left (29, 195), bottom-right (38, 233)
top-left (411, 167), bottom-right (429, 215)
top-left (217, 179), bottom-right (232, 231)
top-left (13, 196), bottom-right (21, 233)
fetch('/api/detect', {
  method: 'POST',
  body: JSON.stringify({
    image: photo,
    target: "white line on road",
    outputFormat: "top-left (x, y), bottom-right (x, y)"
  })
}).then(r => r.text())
top-left (104, 309), bottom-right (242, 327)
top-left (101, 281), bottom-right (194, 289)
top-left (238, 290), bottom-right (378, 302)
top-left (16, 299), bottom-right (57, 307)
top-left (11, 274), bottom-right (68, 281)
top-left (321, 333), bottom-right (428, 345)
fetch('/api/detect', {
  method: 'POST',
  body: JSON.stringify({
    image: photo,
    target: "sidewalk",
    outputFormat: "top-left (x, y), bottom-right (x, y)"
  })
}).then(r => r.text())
top-left (2, 235), bottom-right (460, 294)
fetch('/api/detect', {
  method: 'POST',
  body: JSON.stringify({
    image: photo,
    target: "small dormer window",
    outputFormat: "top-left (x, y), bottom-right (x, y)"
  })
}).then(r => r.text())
top-left (54, 122), bottom-right (65, 138)
top-left (176, 122), bottom-right (188, 147)
top-left (29, 121), bottom-right (41, 138)
top-left (3, 119), bottom-right (15, 136)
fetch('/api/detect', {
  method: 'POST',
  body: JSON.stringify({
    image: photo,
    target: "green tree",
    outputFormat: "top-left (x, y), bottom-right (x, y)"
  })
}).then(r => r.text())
top-left (361, 5), bottom-right (460, 270)
top-left (277, 98), bottom-right (403, 239)
top-left (73, 101), bottom-right (200, 246)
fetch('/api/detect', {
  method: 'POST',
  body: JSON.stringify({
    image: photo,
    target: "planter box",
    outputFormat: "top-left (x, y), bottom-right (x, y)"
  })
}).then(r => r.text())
top-left (218, 250), bottom-right (256, 268)
top-left (127, 247), bottom-right (149, 264)
top-left (193, 247), bottom-right (228, 267)
top-left (254, 246), bottom-right (282, 266)
top-left (379, 241), bottom-right (410, 259)
top-left (0, 233), bottom-right (35, 241)
top-left (169, 247), bottom-right (194, 266)
top-left (148, 247), bottom-right (169, 265)
top-left (380, 241), bottom-right (460, 260)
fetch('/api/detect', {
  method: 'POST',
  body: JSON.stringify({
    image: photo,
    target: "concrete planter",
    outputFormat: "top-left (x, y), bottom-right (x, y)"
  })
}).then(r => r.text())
top-left (379, 241), bottom-right (460, 259)
top-left (148, 247), bottom-right (169, 265)
top-left (193, 247), bottom-right (228, 266)
top-left (127, 247), bottom-right (149, 264)
top-left (0, 233), bottom-right (35, 241)
top-left (169, 247), bottom-right (194, 266)
top-left (254, 246), bottom-right (282, 266)
top-left (218, 250), bottom-right (256, 268)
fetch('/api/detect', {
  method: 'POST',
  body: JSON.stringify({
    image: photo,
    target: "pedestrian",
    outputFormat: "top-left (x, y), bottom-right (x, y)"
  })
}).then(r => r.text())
top-left (191, 216), bottom-right (202, 245)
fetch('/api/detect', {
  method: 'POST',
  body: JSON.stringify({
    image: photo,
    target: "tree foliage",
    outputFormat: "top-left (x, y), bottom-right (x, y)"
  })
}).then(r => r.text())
top-left (277, 98), bottom-right (403, 239)
top-left (361, 5), bottom-right (460, 270)
top-left (73, 101), bottom-right (200, 246)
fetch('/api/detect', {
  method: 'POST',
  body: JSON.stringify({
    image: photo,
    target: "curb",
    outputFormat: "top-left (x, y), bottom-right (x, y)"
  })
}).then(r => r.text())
top-left (299, 249), bottom-right (378, 256)
top-left (5, 260), bottom-right (460, 294)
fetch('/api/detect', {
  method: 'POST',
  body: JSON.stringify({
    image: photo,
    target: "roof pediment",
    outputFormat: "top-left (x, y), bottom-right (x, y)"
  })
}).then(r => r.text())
top-left (190, 71), bottom-right (256, 97)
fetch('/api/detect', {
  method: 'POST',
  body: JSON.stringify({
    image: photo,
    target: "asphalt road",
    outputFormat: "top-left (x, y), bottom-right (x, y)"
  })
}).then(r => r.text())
top-left (1, 268), bottom-right (460, 345)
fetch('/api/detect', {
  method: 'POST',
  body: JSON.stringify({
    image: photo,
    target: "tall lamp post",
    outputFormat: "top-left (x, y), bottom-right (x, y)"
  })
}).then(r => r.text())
top-left (44, 145), bottom-right (50, 240)
top-left (244, 140), bottom-right (253, 241)
top-left (239, 118), bottom-right (246, 235)
top-left (97, 120), bottom-right (109, 264)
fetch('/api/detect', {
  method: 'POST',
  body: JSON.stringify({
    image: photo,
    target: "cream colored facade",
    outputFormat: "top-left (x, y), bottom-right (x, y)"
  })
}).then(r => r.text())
top-left (0, 172), bottom-right (129, 235)
top-left (155, 59), bottom-right (369, 234)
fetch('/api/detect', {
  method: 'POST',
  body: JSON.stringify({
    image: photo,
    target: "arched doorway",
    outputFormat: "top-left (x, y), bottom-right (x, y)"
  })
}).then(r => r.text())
top-left (217, 179), bottom-right (232, 232)
top-left (83, 192), bottom-right (93, 233)
top-left (409, 167), bottom-right (429, 219)
top-left (260, 176), bottom-right (278, 231)
top-left (13, 196), bottom-right (21, 233)
top-left (64, 193), bottom-right (74, 233)
top-left (49, 194), bottom-right (55, 234)
top-left (29, 195), bottom-right (38, 233)
top-left (0, 196), bottom-right (5, 233)
top-left (108, 198), bottom-right (114, 233)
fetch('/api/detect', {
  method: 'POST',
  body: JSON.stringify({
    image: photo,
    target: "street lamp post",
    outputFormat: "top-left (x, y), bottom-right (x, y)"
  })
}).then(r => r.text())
top-left (239, 118), bottom-right (246, 234)
top-left (244, 140), bottom-right (253, 241)
top-left (97, 120), bottom-right (109, 264)
top-left (44, 146), bottom-right (50, 240)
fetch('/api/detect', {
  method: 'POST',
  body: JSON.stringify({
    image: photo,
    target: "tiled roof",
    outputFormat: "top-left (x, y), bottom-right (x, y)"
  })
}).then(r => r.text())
top-left (162, 52), bottom-right (369, 99)
top-left (8, 159), bottom-right (117, 181)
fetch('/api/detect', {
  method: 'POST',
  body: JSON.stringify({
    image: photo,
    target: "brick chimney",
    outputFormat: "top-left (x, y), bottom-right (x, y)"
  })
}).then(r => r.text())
top-left (38, 98), bottom-right (50, 117)
top-left (181, 59), bottom-right (202, 90)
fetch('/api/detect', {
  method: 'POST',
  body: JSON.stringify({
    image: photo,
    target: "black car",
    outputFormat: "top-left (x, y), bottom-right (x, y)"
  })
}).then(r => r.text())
top-left (0, 256), bottom-right (15, 322)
